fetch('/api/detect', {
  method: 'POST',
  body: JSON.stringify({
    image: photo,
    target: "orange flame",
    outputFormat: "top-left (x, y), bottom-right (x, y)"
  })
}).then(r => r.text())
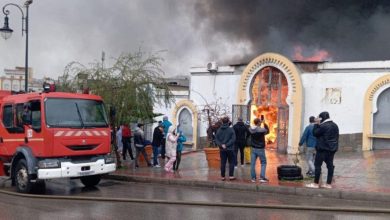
top-left (293, 45), bottom-right (330, 61)
top-left (250, 105), bottom-right (278, 144)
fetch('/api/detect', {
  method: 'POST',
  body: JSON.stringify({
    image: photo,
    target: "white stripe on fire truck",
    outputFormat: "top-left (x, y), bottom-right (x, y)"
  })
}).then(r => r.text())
top-left (75, 131), bottom-right (83, 136)
top-left (65, 131), bottom-right (75, 136)
top-left (3, 139), bottom-right (25, 142)
top-left (101, 131), bottom-right (108, 136)
top-left (28, 138), bottom-right (44, 141)
top-left (54, 131), bottom-right (65, 137)
top-left (93, 131), bottom-right (101, 136)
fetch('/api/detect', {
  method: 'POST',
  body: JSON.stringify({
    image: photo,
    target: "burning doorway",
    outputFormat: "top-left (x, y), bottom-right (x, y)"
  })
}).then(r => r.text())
top-left (250, 66), bottom-right (289, 153)
top-left (237, 53), bottom-right (304, 154)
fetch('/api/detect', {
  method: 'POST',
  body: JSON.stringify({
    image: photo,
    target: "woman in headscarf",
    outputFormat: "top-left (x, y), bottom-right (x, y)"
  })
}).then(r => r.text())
top-left (164, 126), bottom-right (179, 172)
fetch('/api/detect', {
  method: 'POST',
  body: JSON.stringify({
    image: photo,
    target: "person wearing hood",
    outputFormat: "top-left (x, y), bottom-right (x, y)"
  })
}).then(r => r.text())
top-left (164, 125), bottom-right (179, 173)
top-left (161, 116), bottom-right (172, 159)
top-left (306, 111), bottom-right (339, 189)
top-left (233, 117), bottom-right (249, 167)
top-left (249, 117), bottom-right (269, 183)
top-left (215, 116), bottom-right (236, 181)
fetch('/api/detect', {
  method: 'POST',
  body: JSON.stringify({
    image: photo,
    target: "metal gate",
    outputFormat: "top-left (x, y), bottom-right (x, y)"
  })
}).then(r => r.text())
top-left (276, 106), bottom-right (289, 153)
top-left (373, 87), bottom-right (390, 149)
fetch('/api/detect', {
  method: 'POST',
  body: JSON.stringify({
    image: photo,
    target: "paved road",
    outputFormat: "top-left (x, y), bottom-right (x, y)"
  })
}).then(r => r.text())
top-left (1, 179), bottom-right (390, 219)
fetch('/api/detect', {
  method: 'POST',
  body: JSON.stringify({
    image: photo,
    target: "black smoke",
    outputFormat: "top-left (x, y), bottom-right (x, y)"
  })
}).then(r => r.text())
top-left (192, 0), bottom-right (390, 63)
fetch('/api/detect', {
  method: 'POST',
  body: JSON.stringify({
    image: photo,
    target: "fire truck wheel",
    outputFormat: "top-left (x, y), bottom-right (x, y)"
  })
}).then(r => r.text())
top-left (80, 175), bottom-right (101, 187)
top-left (15, 159), bottom-right (33, 193)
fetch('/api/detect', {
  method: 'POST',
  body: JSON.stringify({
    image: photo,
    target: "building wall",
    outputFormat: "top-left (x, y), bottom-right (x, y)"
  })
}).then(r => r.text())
top-left (300, 72), bottom-right (388, 134)
top-left (190, 70), bottom-right (241, 137)
top-left (189, 56), bottom-right (390, 152)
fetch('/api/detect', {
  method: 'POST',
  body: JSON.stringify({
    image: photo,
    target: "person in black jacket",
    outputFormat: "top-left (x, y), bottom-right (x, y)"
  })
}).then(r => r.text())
top-left (215, 116), bottom-right (236, 181)
top-left (152, 123), bottom-right (164, 167)
top-left (306, 111), bottom-right (339, 189)
top-left (249, 118), bottom-right (269, 183)
top-left (233, 117), bottom-right (249, 167)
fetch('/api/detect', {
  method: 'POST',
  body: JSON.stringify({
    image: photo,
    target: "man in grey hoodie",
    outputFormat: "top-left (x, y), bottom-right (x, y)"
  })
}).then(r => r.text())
top-left (249, 117), bottom-right (269, 183)
top-left (215, 116), bottom-right (236, 181)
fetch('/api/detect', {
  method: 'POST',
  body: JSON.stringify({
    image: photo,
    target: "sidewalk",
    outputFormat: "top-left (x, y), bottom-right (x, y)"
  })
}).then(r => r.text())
top-left (107, 149), bottom-right (390, 202)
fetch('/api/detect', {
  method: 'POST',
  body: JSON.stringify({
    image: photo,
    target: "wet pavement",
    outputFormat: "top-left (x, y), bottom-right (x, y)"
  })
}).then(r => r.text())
top-left (110, 149), bottom-right (390, 199)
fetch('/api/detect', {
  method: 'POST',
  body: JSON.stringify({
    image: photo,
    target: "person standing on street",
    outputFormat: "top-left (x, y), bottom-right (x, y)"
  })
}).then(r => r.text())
top-left (215, 116), bottom-right (236, 181)
top-left (306, 111), bottom-right (339, 189)
top-left (249, 117), bottom-right (269, 183)
top-left (299, 116), bottom-right (317, 177)
top-left (173, 128), bottom-right (187, 171)
top-left (161, 116), bottom-right (172, 159)
top-left (152, 123), bottom-right (164, 167)
top-left (134, 123), bottom-right (152, 168)
top-left (122, 123), bottom-right (134, 161)
top-left (233, 117), bottom-right (249, 168)
top-left (164, 126), bottom-right (179, 173)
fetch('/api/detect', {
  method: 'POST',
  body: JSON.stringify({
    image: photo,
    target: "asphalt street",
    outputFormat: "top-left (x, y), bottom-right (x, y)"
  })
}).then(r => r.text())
top-left (1, 179), bottom-right (390, 220)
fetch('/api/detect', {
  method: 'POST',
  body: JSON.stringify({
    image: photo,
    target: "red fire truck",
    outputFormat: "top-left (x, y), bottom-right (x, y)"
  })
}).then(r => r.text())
top-left (0, 89), bottom-right (116, 193)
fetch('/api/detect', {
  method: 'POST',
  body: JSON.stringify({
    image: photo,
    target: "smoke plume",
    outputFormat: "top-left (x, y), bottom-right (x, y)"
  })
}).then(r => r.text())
top-left (192, 0), bottom-right (390, 63)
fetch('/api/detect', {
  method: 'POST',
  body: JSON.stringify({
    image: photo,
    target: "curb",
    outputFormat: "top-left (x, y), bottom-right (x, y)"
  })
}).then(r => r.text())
top-left (105, 174), bottom-right (390, 203)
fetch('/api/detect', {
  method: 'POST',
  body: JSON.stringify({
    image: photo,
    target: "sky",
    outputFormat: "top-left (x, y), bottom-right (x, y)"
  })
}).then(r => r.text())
top-left (2, 0), bottom-right (390, 79)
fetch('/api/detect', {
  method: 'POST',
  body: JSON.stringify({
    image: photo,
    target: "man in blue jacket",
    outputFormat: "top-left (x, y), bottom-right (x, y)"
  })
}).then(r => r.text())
top-left (215, 117), bottom-right (236, 181)
top-left (299, 116), bottom-right (317, 177)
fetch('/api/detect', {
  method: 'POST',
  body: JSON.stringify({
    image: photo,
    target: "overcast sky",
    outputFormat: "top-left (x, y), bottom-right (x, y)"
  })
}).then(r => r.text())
top-left (2, 0), bottom-right (390, 79)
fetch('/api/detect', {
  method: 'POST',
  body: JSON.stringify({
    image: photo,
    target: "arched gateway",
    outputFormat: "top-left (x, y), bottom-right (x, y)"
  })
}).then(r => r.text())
top-left (363, 74), bottom-right (390, 150)
top-left (236, 53), bottom-right (303, 154)
top-left (172, 100), bottom-right (198, 151)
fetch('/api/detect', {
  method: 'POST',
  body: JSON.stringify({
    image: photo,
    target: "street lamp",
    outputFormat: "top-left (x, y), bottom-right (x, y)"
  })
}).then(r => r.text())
top-left (0, 0), bottom-right (33, 92)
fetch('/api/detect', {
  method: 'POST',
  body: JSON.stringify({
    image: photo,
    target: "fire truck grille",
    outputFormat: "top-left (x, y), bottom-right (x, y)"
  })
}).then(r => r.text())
top-left (67, 145), bottom-right (98, 151)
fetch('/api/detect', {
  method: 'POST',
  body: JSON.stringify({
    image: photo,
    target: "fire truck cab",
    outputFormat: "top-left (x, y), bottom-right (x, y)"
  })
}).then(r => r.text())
top-left (0, 90), bottom-right (116, 193)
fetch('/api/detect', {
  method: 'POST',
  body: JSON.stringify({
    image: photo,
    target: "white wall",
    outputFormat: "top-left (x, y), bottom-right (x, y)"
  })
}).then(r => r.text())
top-left (301, 72), bottom-right (388, 134)
top-left (190, 71), bottom-right (241, 137)
top-left (186, 60), bottom-right (390, 140)
top-left (153, 97), bottom-right (188, 123)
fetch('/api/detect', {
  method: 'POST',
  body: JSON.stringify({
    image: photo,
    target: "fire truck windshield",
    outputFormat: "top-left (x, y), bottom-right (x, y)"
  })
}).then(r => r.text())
top-left (45, 98), bottom-right (108, 128)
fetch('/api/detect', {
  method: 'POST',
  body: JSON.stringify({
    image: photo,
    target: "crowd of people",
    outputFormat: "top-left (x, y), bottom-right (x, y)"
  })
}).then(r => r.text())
top-left (114, 116), bottom-right (187, 172)
top-left (212, 111), bottom-right (339, 188)
top-left (113, 110), bottom-right (339, 189)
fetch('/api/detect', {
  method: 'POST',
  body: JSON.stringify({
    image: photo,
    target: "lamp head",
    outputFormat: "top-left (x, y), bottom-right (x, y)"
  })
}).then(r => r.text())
top-left (0, 15), bottom-right (13, 40)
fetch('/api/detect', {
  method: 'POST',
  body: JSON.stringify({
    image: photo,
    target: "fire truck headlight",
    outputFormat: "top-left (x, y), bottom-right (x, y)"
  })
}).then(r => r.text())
top-left (38, 159), bottom-right (61, 169)
top-left (104, 155), bottom-right (115, 164)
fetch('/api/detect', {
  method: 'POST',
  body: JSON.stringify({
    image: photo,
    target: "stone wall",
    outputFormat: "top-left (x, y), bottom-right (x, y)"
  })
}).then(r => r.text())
top-left (338, 133), bottom-right (363, 152)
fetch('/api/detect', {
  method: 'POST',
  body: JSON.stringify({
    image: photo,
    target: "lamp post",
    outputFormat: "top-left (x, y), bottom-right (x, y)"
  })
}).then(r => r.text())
top-left (0, 0), bottom-right (33, 92)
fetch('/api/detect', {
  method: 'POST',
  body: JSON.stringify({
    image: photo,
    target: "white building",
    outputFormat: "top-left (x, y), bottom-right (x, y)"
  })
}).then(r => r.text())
top-left (0, 67), bottom-right (55, 92)
top-left (163, 53), bottom-right (390, 153)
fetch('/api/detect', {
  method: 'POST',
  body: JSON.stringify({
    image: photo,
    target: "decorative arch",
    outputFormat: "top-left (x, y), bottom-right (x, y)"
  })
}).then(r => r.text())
top-left (237, 53), bottom-right (303, 154)
top-left (362, 74), bottom-right (390, 150)
top-left (172, 100), bottom-right (198, 150)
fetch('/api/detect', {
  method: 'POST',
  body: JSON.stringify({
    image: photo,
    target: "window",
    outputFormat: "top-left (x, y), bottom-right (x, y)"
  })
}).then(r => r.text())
top-left (2, 105), bottom-right (13, 128)
top-left (2, 104), bottom-right (23, 133)
top-left (16, 103), bottom-right (24, 129)
top-left (30, 101), bottom-right (41, 131)
top-left (45, 98), bottom-right (108, 128)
